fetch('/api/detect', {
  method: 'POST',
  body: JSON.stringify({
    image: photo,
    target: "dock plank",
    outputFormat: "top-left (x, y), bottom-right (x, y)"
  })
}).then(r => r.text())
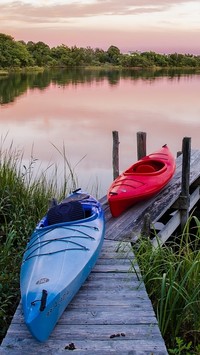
top-left (0, 240), bottom-right (168, 354)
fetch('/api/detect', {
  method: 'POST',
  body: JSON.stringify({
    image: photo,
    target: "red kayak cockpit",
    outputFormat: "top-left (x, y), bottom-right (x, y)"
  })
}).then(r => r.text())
top-left (125, 159), bottom-right (167, 175)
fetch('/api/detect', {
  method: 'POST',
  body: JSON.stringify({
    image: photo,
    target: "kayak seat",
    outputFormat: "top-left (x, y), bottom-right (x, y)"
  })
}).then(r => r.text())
top-left (47, 201), bottom-right (85, 225)
top-left (135, 164), bottom-right (156, 174)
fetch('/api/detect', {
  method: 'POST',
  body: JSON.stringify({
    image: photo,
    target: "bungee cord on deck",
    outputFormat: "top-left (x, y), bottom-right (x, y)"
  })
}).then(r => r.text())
top-left (23, 223), bottom-right (99, 261)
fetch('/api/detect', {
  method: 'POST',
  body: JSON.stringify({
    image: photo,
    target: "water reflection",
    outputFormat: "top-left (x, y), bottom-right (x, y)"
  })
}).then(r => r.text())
top-left (0, 68), bottom-right (199, 105)
top-left (1, 69), bottom-right (200, 197)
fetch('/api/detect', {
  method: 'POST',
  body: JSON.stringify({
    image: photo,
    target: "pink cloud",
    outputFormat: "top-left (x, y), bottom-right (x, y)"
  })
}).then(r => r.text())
top-left (0, 0), bottom-right (200, 54)
top-left (0, 0), bottom-right (199, 23)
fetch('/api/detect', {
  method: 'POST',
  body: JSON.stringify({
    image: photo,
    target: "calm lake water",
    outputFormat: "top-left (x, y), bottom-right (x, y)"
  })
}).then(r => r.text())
top-left (1, 68), bottom-right (200, 197)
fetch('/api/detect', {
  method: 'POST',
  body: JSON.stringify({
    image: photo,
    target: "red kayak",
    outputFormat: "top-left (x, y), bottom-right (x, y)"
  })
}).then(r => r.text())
top-left (107, 144), bottom-right (176, 217)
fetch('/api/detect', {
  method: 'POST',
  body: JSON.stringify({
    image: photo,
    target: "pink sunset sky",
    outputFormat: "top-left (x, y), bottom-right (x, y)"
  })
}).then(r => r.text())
top-left (0, 0), bottom-right (200, 54)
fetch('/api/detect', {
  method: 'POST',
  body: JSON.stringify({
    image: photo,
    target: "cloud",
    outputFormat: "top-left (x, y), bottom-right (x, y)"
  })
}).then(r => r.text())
top-left (0, 0), bottom-right (199, 54)
top-left (0, 0), bottom-right (199, 26)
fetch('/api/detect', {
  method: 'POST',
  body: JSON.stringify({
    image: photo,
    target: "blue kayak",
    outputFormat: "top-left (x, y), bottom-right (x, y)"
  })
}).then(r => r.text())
top-left (20, 189), bottom-right (105, 342)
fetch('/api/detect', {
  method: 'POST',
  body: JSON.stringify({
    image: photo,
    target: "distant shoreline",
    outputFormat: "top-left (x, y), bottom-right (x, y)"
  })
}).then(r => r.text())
top-left (1, 65), bottom-right (200, 76)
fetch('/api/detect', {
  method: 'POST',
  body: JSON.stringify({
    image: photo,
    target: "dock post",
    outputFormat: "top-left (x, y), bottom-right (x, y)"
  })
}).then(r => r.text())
top-left (112, 131), bottom-right (120, 180)
top-left (141, 213), bottom-right (151, 239)
top-left (180, 137), bottom-right (191, 231)
top-left (137, 132), bottom-right (147, 160)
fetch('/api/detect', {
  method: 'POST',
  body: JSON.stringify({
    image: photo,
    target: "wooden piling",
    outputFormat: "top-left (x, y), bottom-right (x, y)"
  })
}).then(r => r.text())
top-left (180, 137), bottom-right (191, 230)
top-left (137, 131), bottom-right (147, 160)
top-left (141, 213), bottom-right (151, 239)
top-left (112, 131), bottom-right (119, 180)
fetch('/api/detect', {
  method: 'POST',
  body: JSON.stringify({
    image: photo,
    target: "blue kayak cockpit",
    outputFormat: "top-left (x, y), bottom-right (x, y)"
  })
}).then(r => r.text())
top-left (37, 193), bottom-right (99, 229)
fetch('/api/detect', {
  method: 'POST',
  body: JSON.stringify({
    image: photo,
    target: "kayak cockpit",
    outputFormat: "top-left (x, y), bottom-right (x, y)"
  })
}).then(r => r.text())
top-left (125, 159), bottom-right (167, 175)
top-left (37, 199), bottom-right (97, 229)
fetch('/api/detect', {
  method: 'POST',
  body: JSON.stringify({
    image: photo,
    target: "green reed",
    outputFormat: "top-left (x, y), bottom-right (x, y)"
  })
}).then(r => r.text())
top-left (0, 143), bottom-right (78, 343)
top-left (134, 215), bottom-right (200, 352)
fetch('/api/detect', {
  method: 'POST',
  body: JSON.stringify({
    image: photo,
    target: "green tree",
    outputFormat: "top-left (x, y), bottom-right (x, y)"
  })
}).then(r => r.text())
top-left (0, 33), bottom-right (33, 68)
top-left (168, 53), bottom-right (183, 67)
top-left (51, 45), bottom-right (72, 66)
top-left (140, 51), bottom-right (169, 67)
top-left (82, 46), bottom-right (96, 65)
top-left (26, 41), bottom-right (52, 66)
top-left (94, 48), bottom-right (108, 64)
top-left (15, 41), bottom-right (34, 66)
top-left (120, 52), bottom-right (150, 67)
top-left (69, 46), bottom-right (84, 66)
top-left (106, 45), bottom-right (121, 64)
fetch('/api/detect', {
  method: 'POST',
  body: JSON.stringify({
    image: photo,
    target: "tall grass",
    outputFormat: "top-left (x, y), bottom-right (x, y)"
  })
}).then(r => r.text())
top-left (0, 143), bottom-right (77, 343)
top-left (134, 215), bottom-right (200, 352)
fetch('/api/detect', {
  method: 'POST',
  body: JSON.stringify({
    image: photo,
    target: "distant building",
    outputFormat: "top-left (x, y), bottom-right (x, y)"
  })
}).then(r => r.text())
top-left (126, 50), bottom-right (142, 56)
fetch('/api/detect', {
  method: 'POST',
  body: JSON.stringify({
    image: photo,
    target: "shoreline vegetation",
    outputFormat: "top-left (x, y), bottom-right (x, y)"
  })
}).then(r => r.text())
top-left (1, 33), bottom-right (200, 73)
top-left (0, 144), bottom-right (200, 353)
top-left (1, 65), bottom-right (200, 77)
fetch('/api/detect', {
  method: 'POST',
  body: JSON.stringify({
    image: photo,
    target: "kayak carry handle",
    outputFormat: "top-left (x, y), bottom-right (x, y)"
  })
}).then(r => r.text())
top-left (40, 289), bottom-right (48, 311)
top-left (31, 289), bottom-right (48, 311)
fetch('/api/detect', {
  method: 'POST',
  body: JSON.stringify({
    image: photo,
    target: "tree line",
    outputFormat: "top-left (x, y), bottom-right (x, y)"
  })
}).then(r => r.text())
top-left (1, 33), bottom-right (200, 69)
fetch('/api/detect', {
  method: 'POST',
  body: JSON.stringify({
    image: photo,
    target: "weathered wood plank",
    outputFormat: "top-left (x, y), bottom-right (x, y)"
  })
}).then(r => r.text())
top-left (9, 308), bottom-right (157, 327)
top-left (1, 339), bottom-right (168, 355)
top-left (3, 323), bottom-right (164, 341)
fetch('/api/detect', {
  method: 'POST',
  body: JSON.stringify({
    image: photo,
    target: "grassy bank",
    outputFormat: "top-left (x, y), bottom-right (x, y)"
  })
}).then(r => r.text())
top-left (0, 146), bottom-right (200, 353)
top-left (133, 217), bottom-right (200, 354)
top-left (0, 66), bottom-right (44, 75)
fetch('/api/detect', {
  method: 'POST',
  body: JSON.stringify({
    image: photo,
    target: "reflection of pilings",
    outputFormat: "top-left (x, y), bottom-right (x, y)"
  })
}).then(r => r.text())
top-left (112, 131), bottom-right (120, 180)
top-left (180, 137), bottom-right (191, 231)
top-left (137, 131), bottom-right (147, 160)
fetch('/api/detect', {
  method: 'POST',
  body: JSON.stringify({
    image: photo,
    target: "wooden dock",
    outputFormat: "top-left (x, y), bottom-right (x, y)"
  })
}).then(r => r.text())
top-left (101, 149), bottom-right (200, 247)
top-left (2, 140), bottom-right (200, 354)
top-left (0, 240), bottom-right (168, 354)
